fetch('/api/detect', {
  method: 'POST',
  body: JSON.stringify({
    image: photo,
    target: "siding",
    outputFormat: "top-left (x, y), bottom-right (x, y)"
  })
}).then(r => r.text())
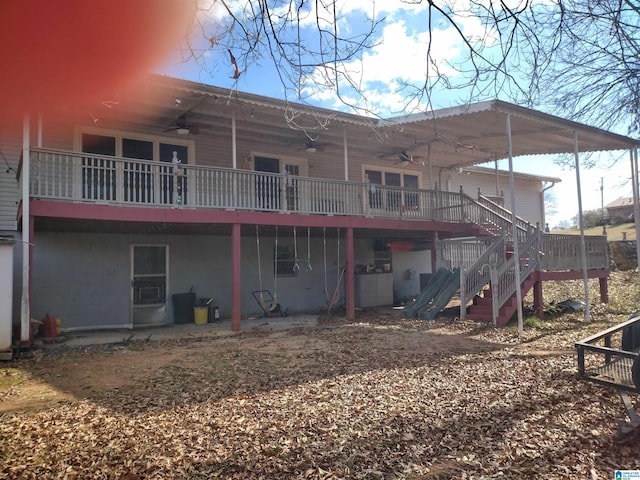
top-left (0, 122), bottom-right (22, 231)
top-left (449, 169), bottom-right (545, 226)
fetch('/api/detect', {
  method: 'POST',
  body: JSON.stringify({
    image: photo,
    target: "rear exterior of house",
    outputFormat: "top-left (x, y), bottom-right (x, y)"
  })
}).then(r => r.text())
top-left (0, 75), bottom-right (623, 342)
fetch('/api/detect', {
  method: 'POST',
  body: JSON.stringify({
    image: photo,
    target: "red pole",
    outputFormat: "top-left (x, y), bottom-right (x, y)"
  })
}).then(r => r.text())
top-left (345, 227), bottom-right (355, 320)
top-left (533, 279), bottom-right (544, 319)
top-left (599, 277), bottom-right (609, 304)
top-left (231, 223), bottom-right (241, 331)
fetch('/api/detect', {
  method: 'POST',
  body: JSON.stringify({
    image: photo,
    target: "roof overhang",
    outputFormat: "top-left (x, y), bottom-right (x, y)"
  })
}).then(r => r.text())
top-left (81, 76), bottom-right (640, 172)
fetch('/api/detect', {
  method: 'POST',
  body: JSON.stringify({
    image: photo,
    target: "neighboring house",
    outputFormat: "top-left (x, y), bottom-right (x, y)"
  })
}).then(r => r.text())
top-left (605, 197), bottom-right (635, 222)
top-left (1, 75), bottom-right (637, 345)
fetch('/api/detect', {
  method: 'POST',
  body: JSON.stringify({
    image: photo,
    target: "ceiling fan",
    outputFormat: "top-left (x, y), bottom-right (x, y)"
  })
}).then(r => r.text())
top-left (394, 151), bottom-right (425, 166)
top-left (164, 114), bottom-right (210, 135)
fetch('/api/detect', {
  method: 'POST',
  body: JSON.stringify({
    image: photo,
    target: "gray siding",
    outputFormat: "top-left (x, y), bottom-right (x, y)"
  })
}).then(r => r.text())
top-left (32, 231), bottom-right (369, 330)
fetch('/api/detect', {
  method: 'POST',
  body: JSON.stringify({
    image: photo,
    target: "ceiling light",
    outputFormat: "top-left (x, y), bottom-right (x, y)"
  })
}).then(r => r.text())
top-left (306, 146), bottom-right (317, 153)
top-left (176, 127), bottom-right (190, 135)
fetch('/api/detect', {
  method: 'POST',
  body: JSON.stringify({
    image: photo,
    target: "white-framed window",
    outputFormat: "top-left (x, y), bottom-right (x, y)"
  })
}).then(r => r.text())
top-left (75, 128), bottom-right (195, 203)
top-left (363, 166), bottom-right (421, 210)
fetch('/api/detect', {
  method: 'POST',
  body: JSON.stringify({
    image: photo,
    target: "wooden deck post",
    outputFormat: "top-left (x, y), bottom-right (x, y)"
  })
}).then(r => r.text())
top-left (533, 280), bottom-right (544, 319)
top-left (345, 227), bottom-right (355, 320)
top-left (231, 223), bottom-right (241, 331)
top-left (599, 277), bottom-right (609, 304)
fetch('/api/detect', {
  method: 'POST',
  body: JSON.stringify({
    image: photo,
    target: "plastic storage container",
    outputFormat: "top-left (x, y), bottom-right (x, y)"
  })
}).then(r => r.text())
top-left (172, 292), bottom-right (196, 324)
top-left (194, 306), bottom-right (208, 325)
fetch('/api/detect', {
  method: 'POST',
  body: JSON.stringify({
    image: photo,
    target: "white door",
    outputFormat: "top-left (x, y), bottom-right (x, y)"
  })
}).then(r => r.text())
top-left (131, 245), bottom-right (168, 326)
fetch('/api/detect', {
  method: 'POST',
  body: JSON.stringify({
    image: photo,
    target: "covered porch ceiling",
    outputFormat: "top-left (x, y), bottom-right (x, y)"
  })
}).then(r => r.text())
top-left (87, 75), bottom-right (639, 171)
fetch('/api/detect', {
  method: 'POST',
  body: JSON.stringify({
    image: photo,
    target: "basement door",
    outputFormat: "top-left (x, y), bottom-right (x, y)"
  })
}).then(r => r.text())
top-left (131, 245), bottom-right (169, 326)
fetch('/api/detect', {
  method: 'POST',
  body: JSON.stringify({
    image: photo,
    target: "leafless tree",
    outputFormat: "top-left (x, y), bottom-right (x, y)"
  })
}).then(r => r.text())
top-left (181, 0), bottom-right (640, 132)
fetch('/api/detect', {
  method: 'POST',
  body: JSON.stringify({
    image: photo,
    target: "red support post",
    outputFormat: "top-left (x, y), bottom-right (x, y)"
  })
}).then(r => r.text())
top-left (344, 227), bottom-right (355, 320)
top-left (599, 276), bottom-right (609, 304)
top-left (533, 280), bottom-right (544, 319)
top-left (231, 223), bottom-right (241, 331)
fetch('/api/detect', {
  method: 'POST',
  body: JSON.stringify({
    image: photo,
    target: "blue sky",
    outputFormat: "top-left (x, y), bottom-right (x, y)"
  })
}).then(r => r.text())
top-left (156, 0), bottom-right (635, 228)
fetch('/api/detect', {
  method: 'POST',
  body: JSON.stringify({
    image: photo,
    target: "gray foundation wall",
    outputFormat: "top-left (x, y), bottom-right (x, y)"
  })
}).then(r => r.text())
top-left (31, 232), bottom-right (374, 330)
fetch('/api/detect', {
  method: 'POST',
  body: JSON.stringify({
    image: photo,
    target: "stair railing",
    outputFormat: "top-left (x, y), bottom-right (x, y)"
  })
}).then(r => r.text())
top-left (477, 193), bottom-right (532, 235)
top-left (491, 228), bottom-right (542, 318)
top-left (457, 191), bottom-right (530, 244)
top-left (459, 235), bottom-right (507, 322)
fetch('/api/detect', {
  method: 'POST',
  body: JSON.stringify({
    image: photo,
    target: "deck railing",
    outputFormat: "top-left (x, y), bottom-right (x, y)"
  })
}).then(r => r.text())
top-left (540, 233), bottom-right (609, 270)
top-left (458, 235), bottom-right (508, 322)
top-left (27, 147), bottom-right (499, 222)
top-left (434, 236), bottom-right (497, 271)
top-left (26, 147), bottom-right (611, 269)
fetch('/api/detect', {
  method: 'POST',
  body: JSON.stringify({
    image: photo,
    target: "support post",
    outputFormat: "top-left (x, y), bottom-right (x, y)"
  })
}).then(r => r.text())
top-left (231, 223), bottom-right (241, 331)
top-left (533, 280), bottom-right (544, 319)
top-left (599, 277), bottom-right (609, 304)
top-left (344, 227), bottom-right (355, 320)
top-left (506, 113), bottom-right (524, 337)
top-left (631, 149), bottom-right (640, 286)
top-left (574, 131), bottom-right (591, 322)
top-left (21, 114), bottom-right (30, 343)
top-left (343, 127), bottom-right (349, 181)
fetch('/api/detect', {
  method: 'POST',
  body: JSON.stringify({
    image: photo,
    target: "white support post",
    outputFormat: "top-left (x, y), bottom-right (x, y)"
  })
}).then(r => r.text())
top-left (574, 131), bottom-right (591, 321)
top-left (631, 149), bottom-right (640, 285)
top-left (21, 114), bottom-right (30, 342)
top-left (343, 127), bottom-right (348, 181)
top-left (506, 113), bottom-right (524, 337)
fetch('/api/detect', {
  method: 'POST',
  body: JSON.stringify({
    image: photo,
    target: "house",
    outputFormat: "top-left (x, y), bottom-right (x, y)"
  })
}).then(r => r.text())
top-left (1, 75), bottom-right (637, 345)
top-left (605, 197), bottom-right (636, 223)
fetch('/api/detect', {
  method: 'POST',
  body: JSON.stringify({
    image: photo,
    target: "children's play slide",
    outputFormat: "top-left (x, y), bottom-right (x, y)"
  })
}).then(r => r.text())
top-left (401, 267), bottom-right (461, 320)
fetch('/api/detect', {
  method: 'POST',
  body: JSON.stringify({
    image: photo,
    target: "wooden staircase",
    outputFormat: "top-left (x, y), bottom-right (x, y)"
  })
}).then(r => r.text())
top-left (466, 272), bottom-right (537, 326)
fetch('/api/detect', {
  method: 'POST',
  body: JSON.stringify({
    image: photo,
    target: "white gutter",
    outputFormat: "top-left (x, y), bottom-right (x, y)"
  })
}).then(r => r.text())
top-left (574, 131), bottom-right (591, 321)
top-left (540, 180), bottom-right (557, 228)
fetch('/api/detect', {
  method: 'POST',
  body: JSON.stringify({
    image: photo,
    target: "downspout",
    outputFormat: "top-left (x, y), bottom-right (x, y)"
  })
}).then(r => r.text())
top-left (21, 114), bottom-right (30, 342)
top-left (540, 180), bottom-right (557, 228)
top-left (573, 131), bottom-right (591, 322)
top-left (506, 113), bottom-right (524, 337)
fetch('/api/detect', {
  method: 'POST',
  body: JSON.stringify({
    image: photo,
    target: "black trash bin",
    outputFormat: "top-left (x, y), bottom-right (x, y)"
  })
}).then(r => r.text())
top-left (172, 292), bottom-right (196, 324)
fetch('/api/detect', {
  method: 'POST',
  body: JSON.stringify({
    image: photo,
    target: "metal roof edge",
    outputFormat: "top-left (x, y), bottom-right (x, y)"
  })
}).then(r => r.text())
top-left (491, 100), bottom-right (640, 148)
top-left (465, 165), bottom-right (561, 183)
top-left (146, 74), bottom-right (378, 127)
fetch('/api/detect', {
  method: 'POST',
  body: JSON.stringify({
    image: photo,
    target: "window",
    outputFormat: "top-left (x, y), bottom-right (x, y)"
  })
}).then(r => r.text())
top-left (82, 134), bottom-right (117, 201)
top-left (274, 245), bottom-right (296, 276)
top-left (79, 130), bottom-right (192, 204)
top-left (365, 168), bottom-right (421, 211)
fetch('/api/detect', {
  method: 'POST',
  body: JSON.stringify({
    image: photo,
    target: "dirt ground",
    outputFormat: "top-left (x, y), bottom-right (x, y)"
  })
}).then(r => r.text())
top-left (2, 279), bottom-right (640, 478)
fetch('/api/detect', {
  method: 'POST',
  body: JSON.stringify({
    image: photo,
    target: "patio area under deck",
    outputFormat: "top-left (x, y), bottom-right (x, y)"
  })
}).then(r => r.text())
top-left (19, 147), bottom-right (615, 331)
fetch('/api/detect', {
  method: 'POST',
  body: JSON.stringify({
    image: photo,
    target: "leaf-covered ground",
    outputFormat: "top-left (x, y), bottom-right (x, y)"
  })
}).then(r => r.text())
top-left (2, 271), bottom-right (640, 479)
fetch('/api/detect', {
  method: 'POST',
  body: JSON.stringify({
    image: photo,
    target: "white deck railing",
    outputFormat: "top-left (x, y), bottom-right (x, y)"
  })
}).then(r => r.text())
top-left (27, 148), bottom-right (494, 222)
top-left (26, 147), bottom-right (611, 270)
